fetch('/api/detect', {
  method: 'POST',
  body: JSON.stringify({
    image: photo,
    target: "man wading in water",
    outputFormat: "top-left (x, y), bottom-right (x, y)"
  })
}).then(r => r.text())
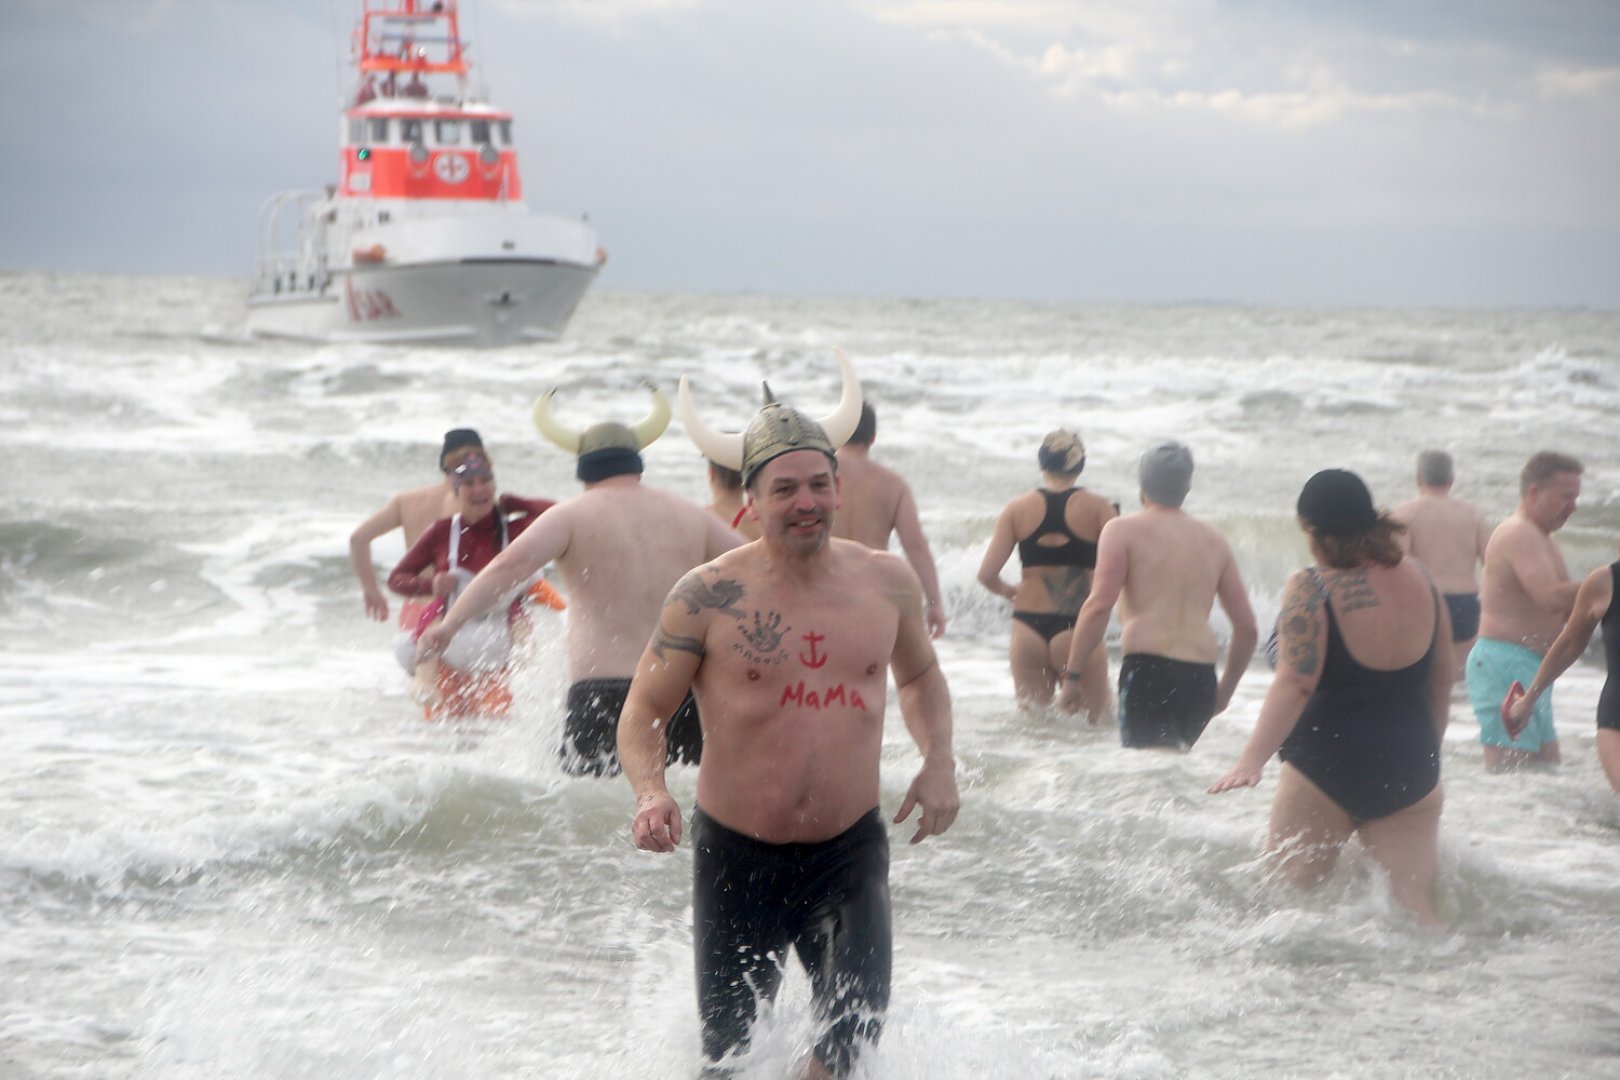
top-left (618, 351), bottom-right (959, 1079)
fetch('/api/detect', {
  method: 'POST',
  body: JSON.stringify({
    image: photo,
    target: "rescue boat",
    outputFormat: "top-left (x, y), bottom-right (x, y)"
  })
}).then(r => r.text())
top-left (247, 0), bottom-right (603, 346)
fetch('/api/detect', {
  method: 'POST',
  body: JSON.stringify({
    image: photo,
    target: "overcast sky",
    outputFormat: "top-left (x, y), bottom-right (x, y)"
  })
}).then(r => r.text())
top-left (4, 0), bottom-right (1618, 307)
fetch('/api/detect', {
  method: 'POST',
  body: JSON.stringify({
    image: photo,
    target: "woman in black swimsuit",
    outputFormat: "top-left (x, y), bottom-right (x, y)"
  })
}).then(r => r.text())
top-left (1210, 469), bottom-right (1455, 927)
top-left (977, 429), bottom-right (1118, 716)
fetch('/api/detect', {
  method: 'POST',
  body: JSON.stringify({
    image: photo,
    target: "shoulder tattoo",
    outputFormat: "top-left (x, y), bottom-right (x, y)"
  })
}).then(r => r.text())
top-left (671, 574), bottom-right (747, 619)
top-left (1326, 569), bottom-right (1379, 614)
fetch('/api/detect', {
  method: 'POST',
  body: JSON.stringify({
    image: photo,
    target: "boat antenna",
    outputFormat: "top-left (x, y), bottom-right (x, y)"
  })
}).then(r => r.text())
top-left (328, 0), bottom-right (349, 107)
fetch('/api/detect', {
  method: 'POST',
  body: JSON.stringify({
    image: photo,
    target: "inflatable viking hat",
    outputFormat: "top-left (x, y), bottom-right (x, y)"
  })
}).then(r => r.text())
top-left (679, 348), bottom-right (863, 488)
top-left (533, 382), bottom-right (671, 483)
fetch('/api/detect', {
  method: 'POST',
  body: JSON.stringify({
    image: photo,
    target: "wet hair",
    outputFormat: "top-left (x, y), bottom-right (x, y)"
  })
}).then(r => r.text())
top-left (1306, 511), bottom-right (1408, 569)
top-left (1520, 450), bottom-right (1583, 496)
top-left (708, 460), bottom-right (743, 491)
top-left (1416, 449), bottom-right (1453, 488)
top-left (1038, 429), bottom-right (1086, 476)
top-left (847, 403), bottom-right (877, 447)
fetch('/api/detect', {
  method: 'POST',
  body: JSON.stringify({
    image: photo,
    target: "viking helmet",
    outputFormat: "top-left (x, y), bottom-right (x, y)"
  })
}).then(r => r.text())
top-left (533, 382), bottom-right (671, 482)
top-left (679, 349), bottom-right (863, 488)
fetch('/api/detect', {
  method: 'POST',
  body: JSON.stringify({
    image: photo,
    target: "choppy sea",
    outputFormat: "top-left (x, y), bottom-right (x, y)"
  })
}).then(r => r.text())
top-left (2, 271), bottom-right (1617, 1078)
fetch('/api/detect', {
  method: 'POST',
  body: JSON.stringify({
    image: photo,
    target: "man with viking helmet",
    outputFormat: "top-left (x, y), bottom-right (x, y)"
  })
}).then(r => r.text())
top-left (417, 383), bottom-right (745, 775)
top-left (619, 350), bottom-right (959, 1079)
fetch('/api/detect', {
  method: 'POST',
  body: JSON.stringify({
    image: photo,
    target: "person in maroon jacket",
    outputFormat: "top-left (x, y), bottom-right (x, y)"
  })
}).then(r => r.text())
top-left (389, 453), bottom-right (557, 717)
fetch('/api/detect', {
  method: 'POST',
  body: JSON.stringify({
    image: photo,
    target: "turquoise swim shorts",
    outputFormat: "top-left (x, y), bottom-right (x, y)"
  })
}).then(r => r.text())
top-left (1466, 637), bottom-right (1556, 750)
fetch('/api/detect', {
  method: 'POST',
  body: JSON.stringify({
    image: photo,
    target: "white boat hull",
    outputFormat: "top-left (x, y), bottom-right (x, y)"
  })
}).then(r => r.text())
top-left (247, 258), bottom-right (598, 346)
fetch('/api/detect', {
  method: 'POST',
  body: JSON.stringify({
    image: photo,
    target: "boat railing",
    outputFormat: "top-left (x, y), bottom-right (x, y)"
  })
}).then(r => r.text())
top-left (249, 190), bottom-right (332, 300)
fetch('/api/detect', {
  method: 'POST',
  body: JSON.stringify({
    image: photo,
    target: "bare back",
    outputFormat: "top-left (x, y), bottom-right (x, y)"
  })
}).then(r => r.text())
top-left (831, 451), bottom-right (906, 549)
top-left (1478, 514), bottom-right (1574, 652)
top-left (555, 483), bottom-right (743, 679)
top-left (1318, 558), bottom-right (1441, 668)
top-left (1005, 486), bottom-right (1115, 614)
top-left (1394, 493), bottom-right (1488, 594)
top-left (1111, 508), bottom-right (1237, 662)
top-left (683, 540), bottom-right (905, 840)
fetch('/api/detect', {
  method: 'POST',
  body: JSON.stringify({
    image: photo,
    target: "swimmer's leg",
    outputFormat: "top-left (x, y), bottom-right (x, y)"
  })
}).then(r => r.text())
top-left (1356, 784), bottom-right (1446, 928)
top-left (693, 816), bottom-right (789, 1071)
top-left (1265, 764), bottom-right (1356, 889)
top-left (795, 832), bottom-right (891, 1078)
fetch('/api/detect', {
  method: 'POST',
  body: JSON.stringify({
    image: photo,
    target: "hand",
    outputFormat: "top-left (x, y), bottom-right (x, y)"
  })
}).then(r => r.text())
top-left (926, 605), bottom-right (947, 639)
top-left (416, 624), bottom-right (451, 664)
top-left (1056, 675), bottom-right (1083, 714)
top-left (1208, 763), bottom-right (1263, 794)
top-left (1502, 682), bottom-right (1533, 740)
top-left (431, 571), bottom-right (457, 598)
top-left (631, 792), bottom-right (683, 852)
top-left (894, 758), bottom-right (959, 844)
top-left (363, 591), bottom-right (389, 622)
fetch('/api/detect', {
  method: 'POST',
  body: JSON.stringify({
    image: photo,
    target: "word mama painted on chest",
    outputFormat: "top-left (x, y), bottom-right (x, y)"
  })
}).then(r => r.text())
top-left (779, 681), bottom-right (868, 710)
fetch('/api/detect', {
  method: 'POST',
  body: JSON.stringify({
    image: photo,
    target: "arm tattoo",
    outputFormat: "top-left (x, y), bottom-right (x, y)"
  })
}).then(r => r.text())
top-left (1042, 568), bottom-right (1093, 616)
top-left (671, 575), bottom-right (747, 619)
top-left (652, 626), bottom-right (706, 660)
top-left (1280, 580), bottom-right (1325, 676)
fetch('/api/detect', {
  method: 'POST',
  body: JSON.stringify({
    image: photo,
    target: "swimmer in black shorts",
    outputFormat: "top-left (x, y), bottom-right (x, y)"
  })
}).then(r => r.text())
top-left (562, 679), bottom-right (701, 776)
top-left (620, 363), bottom-right (959, 1079)
top-left (693, 807), bottom-right (891, 1077)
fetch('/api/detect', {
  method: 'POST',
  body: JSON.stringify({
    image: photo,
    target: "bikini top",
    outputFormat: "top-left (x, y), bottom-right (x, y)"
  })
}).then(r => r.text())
top-left (1018, 488), bottom-right (1098, 569)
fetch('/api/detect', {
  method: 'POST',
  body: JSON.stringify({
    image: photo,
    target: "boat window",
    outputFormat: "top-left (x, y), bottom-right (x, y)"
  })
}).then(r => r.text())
top-left (348, 119), bottom-right (364, 143)
top-left (369, 117), bottom-right (391, 143)
top-left (497, 120), bottom-right (512, 145)
top-left (435, 120), bottom-right (461, 145)
top-left (401, 119), bottom-right (423, 143)
top-left (469, 120), bottom-right (491, 145)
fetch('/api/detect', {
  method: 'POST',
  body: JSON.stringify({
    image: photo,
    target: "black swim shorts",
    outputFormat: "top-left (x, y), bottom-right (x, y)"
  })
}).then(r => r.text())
top-left (1118, 652), bottom-right (1218, 750)
top-left (562, 677), bottom-right (702, 777)
top-left (1443, 593), bottom-right (1481, 643)
top-left (692, 806), bottom-right (891, 1078)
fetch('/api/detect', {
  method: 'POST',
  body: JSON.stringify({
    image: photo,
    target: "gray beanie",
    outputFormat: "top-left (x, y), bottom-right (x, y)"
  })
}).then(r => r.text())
top-left (1140, 441), bottom-right (1194, 507)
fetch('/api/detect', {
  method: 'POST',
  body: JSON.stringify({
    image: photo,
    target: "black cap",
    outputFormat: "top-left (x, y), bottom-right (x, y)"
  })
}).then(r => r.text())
top-left (439, 428), bottom-right (483, 470)
top-left (1297, 469), bottom-right (1378, 537)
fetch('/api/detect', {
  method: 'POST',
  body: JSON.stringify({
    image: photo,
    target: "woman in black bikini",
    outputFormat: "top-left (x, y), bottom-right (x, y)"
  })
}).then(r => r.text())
top-left (1209, 469), bottom-right (1455, 927)
top-left (977, 429), bottom-right (1117, 716)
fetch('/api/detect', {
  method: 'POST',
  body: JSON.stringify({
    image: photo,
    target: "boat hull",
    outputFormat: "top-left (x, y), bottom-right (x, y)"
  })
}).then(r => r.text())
top-left (246, 258), bottom-right (598, 346)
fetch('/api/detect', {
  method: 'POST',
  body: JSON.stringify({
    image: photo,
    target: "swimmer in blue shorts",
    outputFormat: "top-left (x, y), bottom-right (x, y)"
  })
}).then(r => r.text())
top-left (1468, 450), bottom-right (1583, 769)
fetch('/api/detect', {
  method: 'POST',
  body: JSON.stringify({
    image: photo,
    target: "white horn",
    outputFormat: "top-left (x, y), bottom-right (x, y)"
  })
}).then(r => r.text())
top-left (532, 389), bottom-right (581, 454)
top-left (630, 383), bottom-right (673, 450)
top-left (818, 347), bottom-right (864, 449)
top-left (678, 375), bottom-right (744, 471)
